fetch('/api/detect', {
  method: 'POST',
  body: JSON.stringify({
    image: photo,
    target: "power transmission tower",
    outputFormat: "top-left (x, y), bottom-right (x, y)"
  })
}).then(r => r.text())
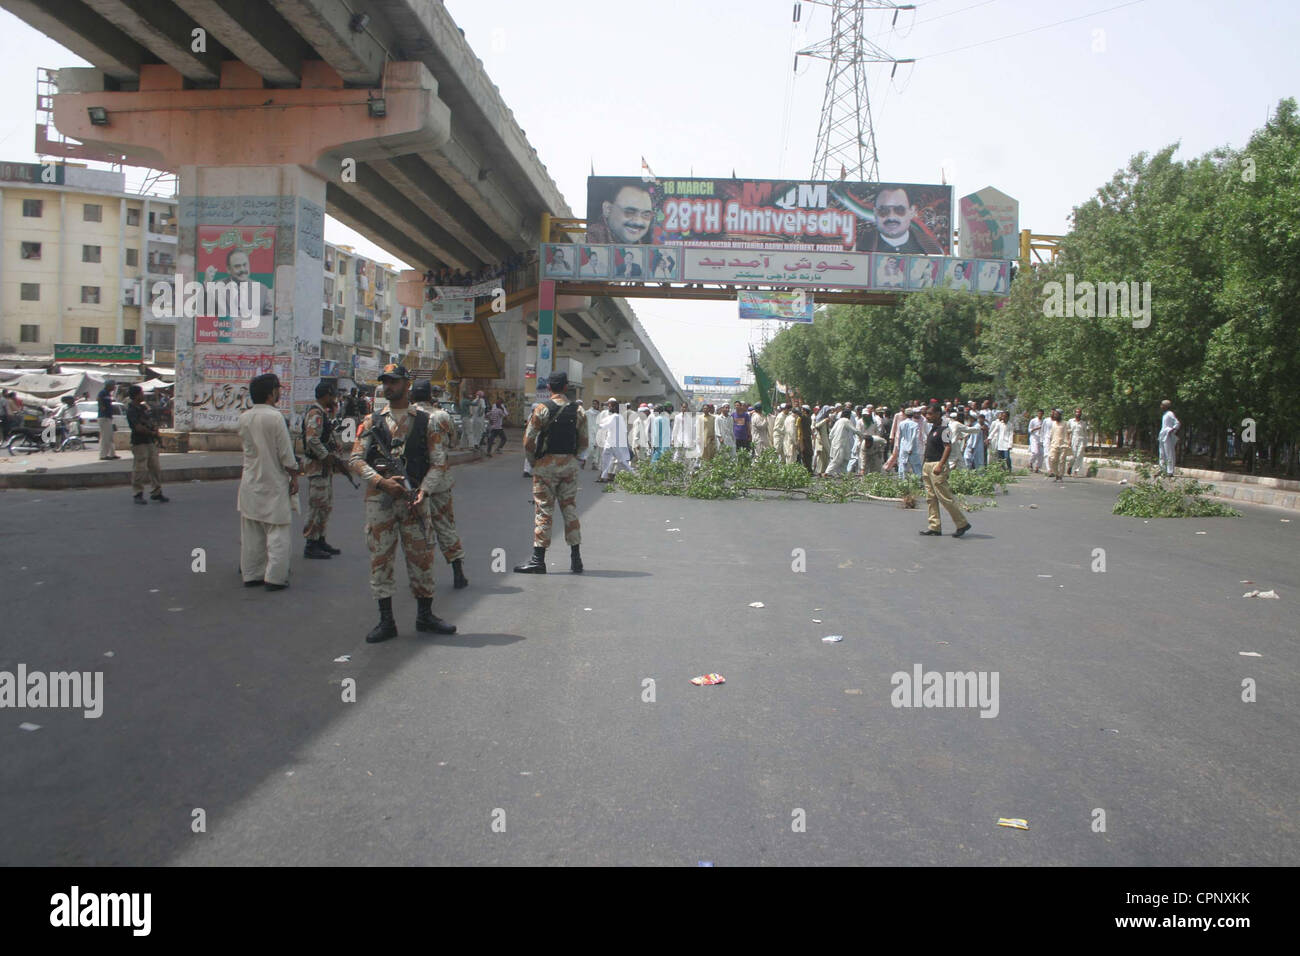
top-left (796, 1), bottom-right (915, 183)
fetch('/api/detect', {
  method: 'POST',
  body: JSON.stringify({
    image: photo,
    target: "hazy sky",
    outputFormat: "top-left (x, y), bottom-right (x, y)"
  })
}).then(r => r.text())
top-left (3, 0), bottom-right (1297, 384)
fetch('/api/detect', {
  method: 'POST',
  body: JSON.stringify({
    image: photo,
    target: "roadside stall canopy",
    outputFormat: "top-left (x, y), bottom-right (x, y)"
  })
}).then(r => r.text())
top-left (138, 378), bottom-right (173, 392)
top-left (3, 371), bottom-right (111, 408)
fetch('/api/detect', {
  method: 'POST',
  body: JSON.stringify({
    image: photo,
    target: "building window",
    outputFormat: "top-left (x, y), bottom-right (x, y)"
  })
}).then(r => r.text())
top-left (22, 199), bottom-right (43, 217)
top-left (80, 327), bottom-right (99, 344)
top-left (83, 204), bottom-right (102, 222)
top-left (20, 324), bottom-right (39, 343)
top-left (82, 244), bottom-right (102, 263)
top-left (81, 286), bottom-right (101, 304)
top-left (123, 329), bottom-right (136, 346)
top-left (20, 241), bottom-right (41, 260)
top-left (126, 207), bottom-right (140, 226)
top-left (20, 283), bottom-right (39, 301)
top-left (125, 248), bottom-right (139, 267)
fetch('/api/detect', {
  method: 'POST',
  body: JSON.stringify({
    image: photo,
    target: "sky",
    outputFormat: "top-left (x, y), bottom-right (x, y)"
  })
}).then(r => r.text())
top-left (2, 0), bottom-right (1297, 385)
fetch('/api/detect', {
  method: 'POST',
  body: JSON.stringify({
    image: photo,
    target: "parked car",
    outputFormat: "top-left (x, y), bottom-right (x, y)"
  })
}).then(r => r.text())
top-left (75, 401), bottom-right (128, 439)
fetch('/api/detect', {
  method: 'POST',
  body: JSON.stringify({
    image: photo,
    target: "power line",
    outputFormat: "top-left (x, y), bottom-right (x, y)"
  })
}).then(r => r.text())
top-left (917, 0), bottom-right (1149, 60)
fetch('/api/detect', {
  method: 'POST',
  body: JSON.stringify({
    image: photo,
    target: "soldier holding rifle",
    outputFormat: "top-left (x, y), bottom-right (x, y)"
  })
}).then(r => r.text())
top-left (350, 364), bottom-right (457, 643)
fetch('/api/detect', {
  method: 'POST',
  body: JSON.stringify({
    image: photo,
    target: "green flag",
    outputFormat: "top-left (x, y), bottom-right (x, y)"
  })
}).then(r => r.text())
top-left (750, 346), bottom-right (776, 412)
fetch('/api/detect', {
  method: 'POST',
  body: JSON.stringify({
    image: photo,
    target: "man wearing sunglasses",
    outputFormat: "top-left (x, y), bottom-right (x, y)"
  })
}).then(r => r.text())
top-left (855, 186), bottom-right (943, 255)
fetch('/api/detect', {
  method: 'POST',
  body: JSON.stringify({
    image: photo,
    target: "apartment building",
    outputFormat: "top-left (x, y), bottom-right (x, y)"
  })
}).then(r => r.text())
top-left (0, 161), bottom-right (177, 359)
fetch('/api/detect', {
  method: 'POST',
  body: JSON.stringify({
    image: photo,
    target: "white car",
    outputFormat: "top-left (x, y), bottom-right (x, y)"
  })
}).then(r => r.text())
top-left (75, 401), bottom-right (128, 439)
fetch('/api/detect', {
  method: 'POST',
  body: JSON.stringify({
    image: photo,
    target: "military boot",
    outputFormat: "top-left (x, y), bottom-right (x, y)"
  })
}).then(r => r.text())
top-left (452, 559), bottom-right (469, 589)
top-left (513, 546), bottom-right (547, 573)
top-left (415, 596), bottom-right (457, 634)
top-left (318, 538), bottom-right (341, 555)
top-left (570, 545), bottom-right (583, 573)
top-left (304, 538), bottom-right (331, 559)
top-left (366, 597), bottom-right (398, 643)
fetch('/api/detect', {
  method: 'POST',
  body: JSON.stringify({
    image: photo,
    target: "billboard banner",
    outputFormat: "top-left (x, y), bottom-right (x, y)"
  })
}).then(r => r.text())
top-left (959, 187), bottom-right (1020, 260)
top-left (738, 291), bottom-right (814, 323)
top-left (683, 376), bottom-right (742, 386)
top-left (196, 226), bottom-right (275, 346)
top-left (541, 243), bottom-right (1010, 295)
top-left (586, 176), bottom-right (953, 253)
top-left (424, 297), bottom-right (475, 323)
top-left (54, 343), bottom-right (143, 363)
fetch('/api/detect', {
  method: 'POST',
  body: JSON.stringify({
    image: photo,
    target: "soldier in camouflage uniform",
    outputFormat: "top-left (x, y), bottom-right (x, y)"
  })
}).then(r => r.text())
top-left (349, 364), bottom-right (457, 643)
top-left (410, 379), bottom-right (468, 589)
top-left (514, 370), bottom-right (588, 574)
top-left (301, 382), bottom-right (344, 559)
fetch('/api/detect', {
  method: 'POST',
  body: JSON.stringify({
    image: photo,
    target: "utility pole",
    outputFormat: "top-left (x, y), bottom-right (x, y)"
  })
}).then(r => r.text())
top-left (796, 1), bottom-right (915, 183)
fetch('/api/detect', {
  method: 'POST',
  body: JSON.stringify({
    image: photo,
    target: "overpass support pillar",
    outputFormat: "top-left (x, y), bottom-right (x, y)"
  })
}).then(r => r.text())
top-left (52, 61), bottom-right (451, 431)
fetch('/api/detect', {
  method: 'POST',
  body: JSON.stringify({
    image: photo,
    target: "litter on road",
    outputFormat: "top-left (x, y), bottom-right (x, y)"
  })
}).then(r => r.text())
top-left (997, 818), bottom-right (1030, 830)
top-left (690, 673), bottom-right (725, 686)
top-left (1243, 590), bottom-right (1279, 599)
top-left (1239, 652), bottom-right (1263, 657)
top-left (19, 723), bottom-right (40, 732)
top-left (821, 635), bottom-right (843, 643)
top-left (333, 655), bottom-right (351, 663)
top-left (748, 601), bottom-right (765, 608)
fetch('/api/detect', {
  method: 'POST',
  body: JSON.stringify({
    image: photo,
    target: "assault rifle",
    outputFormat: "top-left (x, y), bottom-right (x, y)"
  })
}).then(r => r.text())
top-left (369, 424), bottom-right (433, 541)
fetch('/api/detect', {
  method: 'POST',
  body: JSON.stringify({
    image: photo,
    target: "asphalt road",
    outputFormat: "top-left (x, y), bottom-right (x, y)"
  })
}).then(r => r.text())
top-left (1, 453), bottom-right (1296, 866)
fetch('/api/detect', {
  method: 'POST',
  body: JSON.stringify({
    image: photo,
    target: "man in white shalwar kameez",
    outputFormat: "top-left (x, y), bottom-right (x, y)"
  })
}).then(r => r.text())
top-left (597, 398), bottom-right (632, 481)
top-left (750, 405), bottom-right (771, 455)
top-left (826, 410), bottom-right (855, 476)
top-left (1028, 409), bottom-right (1046, 473)
top-left (1158, 400), bottom-right (1179, 476)
top-left (1067, 407), bottom-right (1087, 477)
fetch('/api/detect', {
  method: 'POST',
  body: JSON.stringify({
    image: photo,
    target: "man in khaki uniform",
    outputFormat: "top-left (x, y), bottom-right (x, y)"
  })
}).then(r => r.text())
top-left (301, 382), bottom-right (344, 559)
top-left (918, 404), bottom-right (972, 538)
top-left (515, 371), bottom-right (588, 574)
top-left (411, 379), bottom-right (468, 590)
top-left (350, 364), bottom-right (457, 643)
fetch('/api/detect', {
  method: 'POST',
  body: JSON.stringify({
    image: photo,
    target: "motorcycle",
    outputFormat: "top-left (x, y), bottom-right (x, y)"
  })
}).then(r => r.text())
top-left (5, 409), bottom-right (85, 454)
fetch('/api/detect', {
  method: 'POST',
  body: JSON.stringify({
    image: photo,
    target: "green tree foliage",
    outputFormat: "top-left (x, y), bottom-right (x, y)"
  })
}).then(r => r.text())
top-left (756, 99), bottom-right (1300, 474)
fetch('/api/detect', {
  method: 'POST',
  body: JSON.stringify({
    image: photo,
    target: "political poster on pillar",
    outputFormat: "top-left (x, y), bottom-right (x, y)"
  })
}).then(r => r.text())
top-left (586, 176), bottom-right (953, 254)
top-left (195, 226), bottom-right (275, 346)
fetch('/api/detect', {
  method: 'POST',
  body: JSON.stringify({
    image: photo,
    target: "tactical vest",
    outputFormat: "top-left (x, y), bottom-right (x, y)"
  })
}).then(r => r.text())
top-left (365, 409), bottom-right (429, 485)
top-left (534, 400), bottom-right (579, 458)
top-left (301, 406), bottom-right (334, 459)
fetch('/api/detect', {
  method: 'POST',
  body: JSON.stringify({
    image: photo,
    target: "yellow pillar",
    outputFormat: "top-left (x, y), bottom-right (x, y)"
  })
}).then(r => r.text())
top-left (539, 212), bottom-right (552, 245)
top-left (1020, 229), bottom-right (1031, 268)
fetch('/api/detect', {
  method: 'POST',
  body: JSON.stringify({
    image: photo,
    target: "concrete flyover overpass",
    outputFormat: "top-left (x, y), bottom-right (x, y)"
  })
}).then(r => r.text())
top-left (6, 0), bottom-right (686, 428)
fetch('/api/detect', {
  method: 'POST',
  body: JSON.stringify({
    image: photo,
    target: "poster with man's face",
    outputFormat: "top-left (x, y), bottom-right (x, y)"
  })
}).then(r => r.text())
top-left (578, 245), bottom-right (608, 278)
top-left (196, 226), bottom-right (275, 345)
top-left (874, 254), bottom-right (907, 288)
top-left (542, 243), bottom-right (573, 277)
top-left (586, 176), bottom-right (952, 253)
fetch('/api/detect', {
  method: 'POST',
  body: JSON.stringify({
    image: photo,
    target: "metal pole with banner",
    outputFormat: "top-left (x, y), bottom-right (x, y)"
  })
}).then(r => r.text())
top-left (536, 279), bottom-right (556, 402)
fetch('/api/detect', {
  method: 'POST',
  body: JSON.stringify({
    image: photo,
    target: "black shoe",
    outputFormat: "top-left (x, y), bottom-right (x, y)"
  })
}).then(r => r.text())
top-left (133, 493), bottom-right (146, 505)
top-left (318, 539), bottom-right (341, 555)
top-left (918, 529), bottom-right (942, 536)
top-left (150, 492), bottom-right (169, 502)
top-left (243, 579), bottom-right (263, 587)
top-left (513, 547), bottom-right (547, 574)
top-left (304, 539), bottom-right (332, 559)
top-left (366, 598), bottom-right (398, 643)
top-left (265, 582), bottom-right (289, 591)
top-left (953, 524), bottom-right (971, 538)
top-left (452, 558), bottom-right (469, 589)
top-left (570, 545), bottom-right (583, 573)
top-left (415, 597), bottom-right (457, 634)
top-left (523, 472), bottom-right (530, 478)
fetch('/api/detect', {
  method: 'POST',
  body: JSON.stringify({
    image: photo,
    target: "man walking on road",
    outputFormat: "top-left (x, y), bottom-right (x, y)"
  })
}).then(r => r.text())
top-left (127, 385), bottom-right (166, 504)
top-left (514, 371), bottom-right (587, 574)
top-left (1067, 407), bottom-right (1088, 477)
top-left (597, 398), bottom-right (631, 481)
top-left (485, 400), bottom-right (507, 457)
top-left (97, 378), bottom-right (120, 460)
top-left (350, 364), bottom-right (457, 642)
top-left (237, 374), bottom-right (299, 590)
top-left (1047, 409), bottom-right (1069, 481)
top-left (301, 382), bottom-right (344, 560)
top-left (919, 404), bottom-right (971, 538)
